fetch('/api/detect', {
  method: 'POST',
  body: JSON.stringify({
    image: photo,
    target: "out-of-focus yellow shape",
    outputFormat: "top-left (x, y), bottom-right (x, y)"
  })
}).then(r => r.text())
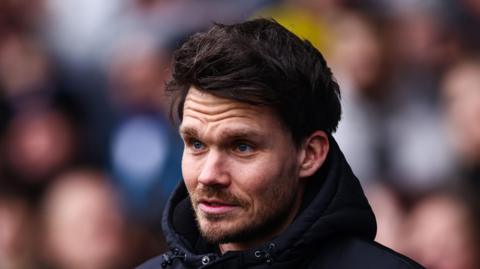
top-left (254, 5), bottom-right (332, 56)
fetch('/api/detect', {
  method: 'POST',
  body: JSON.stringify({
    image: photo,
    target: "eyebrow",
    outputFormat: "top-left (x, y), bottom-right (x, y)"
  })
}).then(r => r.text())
top-left (179, 125), bottom-right (263, 141)
top-left (179, 126), bottom-right (199, 138)
top-left (219, 128), bottom-right (263, 141)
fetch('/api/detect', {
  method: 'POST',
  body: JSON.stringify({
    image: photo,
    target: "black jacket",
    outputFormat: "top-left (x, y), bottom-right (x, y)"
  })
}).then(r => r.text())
top-left (137, 137), bottom-right (424, 269)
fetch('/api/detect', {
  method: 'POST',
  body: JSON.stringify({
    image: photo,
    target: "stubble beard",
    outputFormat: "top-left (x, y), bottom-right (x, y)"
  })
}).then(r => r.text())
top-left (191, 179), bottom-right (300, 245)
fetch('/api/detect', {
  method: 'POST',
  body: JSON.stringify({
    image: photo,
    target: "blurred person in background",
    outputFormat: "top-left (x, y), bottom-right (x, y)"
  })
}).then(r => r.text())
top-left (328, 10), bottom-right (454, 255)
top-left (106, 33), bottom-right (182, 227)
top-left (39, 169), bottom-right (132, 269)
top-left (379, 2), bottom-right (459, 192)
top-left (404, 188), bottom-right (480, 269)
top-left (441, 57), bottom-right (480, 186)
top-left (0, 102), bottom-right (84, 196)
top-left (0, 188), bottom-right (36, 269)
top-left (329, 1), bottom-right (460, 195)
top-left (330, 11), bottom-right (391, 186)
top-left (0, 24), bottom-right (89, 197)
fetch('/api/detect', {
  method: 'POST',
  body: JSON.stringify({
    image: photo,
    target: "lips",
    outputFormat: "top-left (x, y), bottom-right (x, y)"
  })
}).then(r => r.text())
top-left (198, 199), bottom-right (240, 215)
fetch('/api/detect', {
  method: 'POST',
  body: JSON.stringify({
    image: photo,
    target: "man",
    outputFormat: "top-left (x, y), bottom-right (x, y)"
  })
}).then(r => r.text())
top-left (137, 19), bottom-right (423, 269)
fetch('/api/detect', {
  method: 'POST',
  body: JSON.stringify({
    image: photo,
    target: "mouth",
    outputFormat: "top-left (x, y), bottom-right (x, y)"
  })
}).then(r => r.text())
top-left (198, 199), bottom-right (241, 215)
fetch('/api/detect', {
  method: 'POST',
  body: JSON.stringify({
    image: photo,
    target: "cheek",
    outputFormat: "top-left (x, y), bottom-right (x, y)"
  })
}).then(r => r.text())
top-left (234, 155), bottom-right (298, 203)
top-left (182, 154), bottom-right (199, 191)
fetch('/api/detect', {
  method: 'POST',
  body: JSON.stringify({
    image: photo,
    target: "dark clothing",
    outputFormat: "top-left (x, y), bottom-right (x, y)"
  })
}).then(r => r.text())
top-left (137, 137), bottom-right (423, 269)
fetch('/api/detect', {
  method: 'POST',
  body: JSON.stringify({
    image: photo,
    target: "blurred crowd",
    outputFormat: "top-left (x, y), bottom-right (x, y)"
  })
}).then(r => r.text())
top-left (0, 0), bottom-right (479, 268)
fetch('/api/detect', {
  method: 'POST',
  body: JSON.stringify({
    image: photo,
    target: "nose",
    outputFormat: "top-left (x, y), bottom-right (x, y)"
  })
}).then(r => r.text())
top-left (197, 150), bottom-right (230, 187)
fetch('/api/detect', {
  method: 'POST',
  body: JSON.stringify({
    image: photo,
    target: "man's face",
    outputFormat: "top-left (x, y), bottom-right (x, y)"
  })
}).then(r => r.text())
top-left (180, 88), bottom-right (303, 245)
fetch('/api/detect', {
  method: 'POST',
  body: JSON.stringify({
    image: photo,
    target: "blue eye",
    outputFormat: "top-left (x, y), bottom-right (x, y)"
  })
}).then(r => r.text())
top-left (235, 142), bottom-right (253, 153)
top-left (191, 139), bottom-right (204, 150)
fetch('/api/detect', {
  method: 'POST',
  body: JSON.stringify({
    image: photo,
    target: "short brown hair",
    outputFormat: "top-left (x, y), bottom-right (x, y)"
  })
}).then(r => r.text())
top-left (167, 18), bottom-right (341, 145)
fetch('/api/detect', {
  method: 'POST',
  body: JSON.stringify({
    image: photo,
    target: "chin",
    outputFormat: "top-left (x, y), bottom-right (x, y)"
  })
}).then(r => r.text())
top-left (198, 218), bottom-right (246, 244)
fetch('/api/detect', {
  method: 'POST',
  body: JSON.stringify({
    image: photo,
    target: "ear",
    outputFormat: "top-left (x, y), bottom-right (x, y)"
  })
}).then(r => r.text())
top-left (298, 131), bottom-right (329, 178)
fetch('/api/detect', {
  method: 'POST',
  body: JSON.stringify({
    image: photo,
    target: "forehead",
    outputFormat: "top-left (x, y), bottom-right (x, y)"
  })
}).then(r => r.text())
top-left (180, 87), bottom-right (285, 134)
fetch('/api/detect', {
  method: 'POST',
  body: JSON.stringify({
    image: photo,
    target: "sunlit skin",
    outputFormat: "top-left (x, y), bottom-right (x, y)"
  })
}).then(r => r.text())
top-left (180, 87), bottom-right (329, 253)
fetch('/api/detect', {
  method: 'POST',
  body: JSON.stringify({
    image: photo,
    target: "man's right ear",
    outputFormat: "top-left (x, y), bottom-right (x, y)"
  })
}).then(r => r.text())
top-left (298, 131), bottom-right (329, 178)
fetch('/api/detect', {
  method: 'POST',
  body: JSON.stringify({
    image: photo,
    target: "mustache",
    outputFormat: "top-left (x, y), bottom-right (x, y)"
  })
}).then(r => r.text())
top-left (191, 185), bottom-right (247, 207)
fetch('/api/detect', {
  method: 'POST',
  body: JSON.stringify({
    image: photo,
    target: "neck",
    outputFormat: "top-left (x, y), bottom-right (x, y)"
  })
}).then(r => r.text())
top-left (218, 186), bottom-right (305, 253)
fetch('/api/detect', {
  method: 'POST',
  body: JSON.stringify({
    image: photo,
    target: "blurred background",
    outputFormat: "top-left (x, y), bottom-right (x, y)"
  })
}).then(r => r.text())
top-left (0, 0), bottom-right (479, 268)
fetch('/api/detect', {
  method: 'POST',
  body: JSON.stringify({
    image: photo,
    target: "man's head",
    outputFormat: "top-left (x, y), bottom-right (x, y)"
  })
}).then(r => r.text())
top-left (168, 19), bottom-right (341, 252)
top-left (168, 18), bottom-right (341, 145)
